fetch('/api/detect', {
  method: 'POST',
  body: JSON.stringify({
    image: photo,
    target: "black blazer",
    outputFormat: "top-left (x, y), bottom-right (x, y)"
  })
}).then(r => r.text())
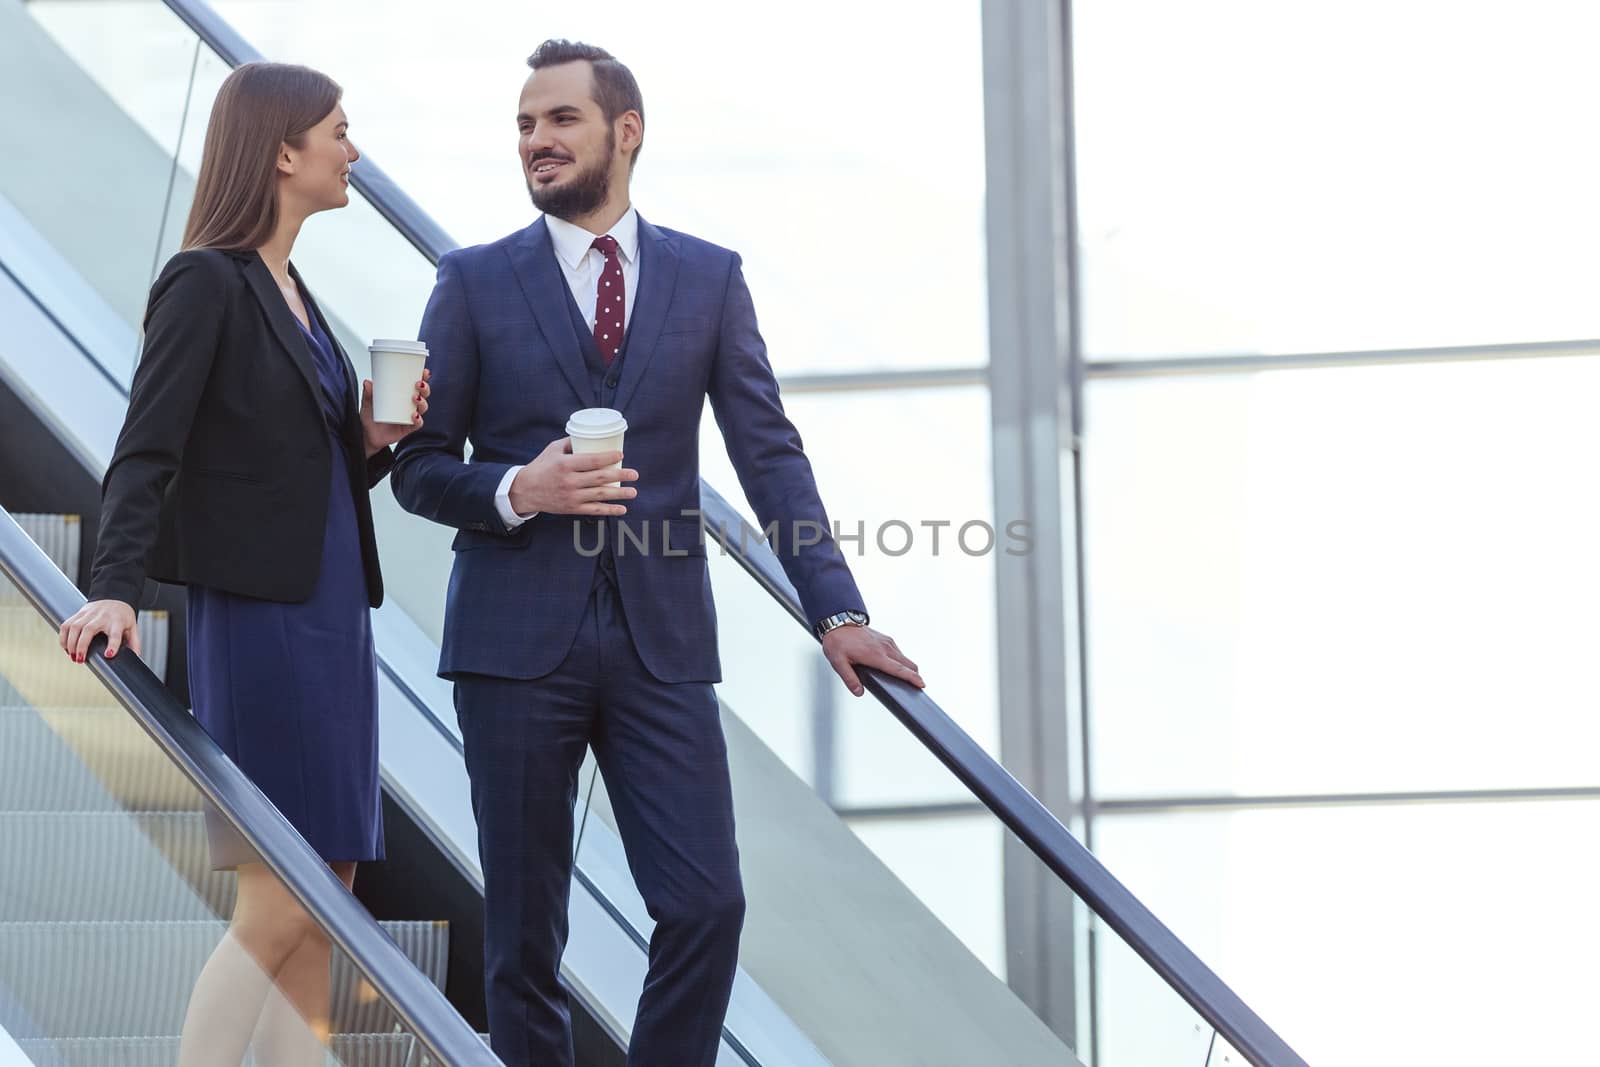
top-left (88, 248), bottom-right (393, 608)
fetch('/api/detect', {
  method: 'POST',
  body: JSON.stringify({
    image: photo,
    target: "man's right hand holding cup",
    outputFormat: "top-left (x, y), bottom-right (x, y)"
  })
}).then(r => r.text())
top-left (509, 437), bottom-right (638, 517)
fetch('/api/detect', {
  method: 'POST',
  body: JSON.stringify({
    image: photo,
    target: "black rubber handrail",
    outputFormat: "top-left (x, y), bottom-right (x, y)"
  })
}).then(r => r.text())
top-left (148, 3), bottom-right (1308, 1062)
top-left (0, 509), bottom-right (500, 1067)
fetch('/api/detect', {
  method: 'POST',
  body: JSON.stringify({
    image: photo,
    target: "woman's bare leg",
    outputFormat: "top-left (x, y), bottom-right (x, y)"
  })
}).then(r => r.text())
top-left (251, 861), bottom-right (358, 1067)
top-left (177, 862), bottom-right (321, 1067)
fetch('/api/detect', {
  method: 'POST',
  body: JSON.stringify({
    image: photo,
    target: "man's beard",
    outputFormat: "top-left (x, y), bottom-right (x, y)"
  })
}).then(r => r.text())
top-left (526, 131), bottom-right (615, 220)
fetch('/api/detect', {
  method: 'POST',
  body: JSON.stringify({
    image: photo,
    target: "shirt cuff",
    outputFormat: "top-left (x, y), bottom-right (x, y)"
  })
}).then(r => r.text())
top-left (494, 465), bottom-right (538, 529)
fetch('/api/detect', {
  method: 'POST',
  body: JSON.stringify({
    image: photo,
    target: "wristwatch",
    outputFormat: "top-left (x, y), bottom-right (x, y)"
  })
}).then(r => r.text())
top-left (815, 609), bottom-right (869, 638)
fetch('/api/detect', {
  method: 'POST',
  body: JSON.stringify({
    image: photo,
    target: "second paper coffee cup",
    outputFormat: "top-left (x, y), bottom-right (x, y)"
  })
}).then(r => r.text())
top-left (566, 407), bottom-right (628, 487)
top-left (368, 339), bottom-right (429, 424)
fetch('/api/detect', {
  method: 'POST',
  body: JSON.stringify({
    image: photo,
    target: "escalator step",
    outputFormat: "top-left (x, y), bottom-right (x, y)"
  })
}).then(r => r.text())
top-left (408, 1034), bottom-right (496, 1067)
top-left (0, 704), bottom-right (200, 813)
top-left (0, 511), bottom-right (169, 684)
top-left (2, 514), bottom-right (80, 581)
top-left (0, 811), bottom-right (233, 920)
top-left (0, 919), bottom-right (449, 1039)
top-left (0, 606), bottom-right (132, 711)
top-left (16, 1032), bottom-right (418, 1066)
top-left (126, 810), bottom-right (236, 916)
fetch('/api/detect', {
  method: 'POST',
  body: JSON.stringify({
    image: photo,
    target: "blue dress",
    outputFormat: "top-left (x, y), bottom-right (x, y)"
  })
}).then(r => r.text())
top-left (187, 298), bottom-right (384, 868)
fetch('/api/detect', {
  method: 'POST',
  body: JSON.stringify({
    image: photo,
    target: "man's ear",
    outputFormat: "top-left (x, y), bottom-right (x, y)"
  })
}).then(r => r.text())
top-left (618, 113), bottom-right (643, 156)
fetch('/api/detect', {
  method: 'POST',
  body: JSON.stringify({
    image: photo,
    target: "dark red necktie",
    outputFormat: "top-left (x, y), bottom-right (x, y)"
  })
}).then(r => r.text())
top-left (592, 234), bottom-right (625, 366)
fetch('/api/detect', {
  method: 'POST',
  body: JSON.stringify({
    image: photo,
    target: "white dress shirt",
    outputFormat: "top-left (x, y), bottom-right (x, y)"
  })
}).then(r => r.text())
top-left (495, 206), bottom-right (641, 528)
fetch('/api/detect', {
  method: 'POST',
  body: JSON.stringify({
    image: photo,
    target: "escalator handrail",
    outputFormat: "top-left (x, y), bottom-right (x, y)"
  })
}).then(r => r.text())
top-left (141, 4), bottom-right (1307, 1063)
top-left (0, 508), bottom-right (500, 1067)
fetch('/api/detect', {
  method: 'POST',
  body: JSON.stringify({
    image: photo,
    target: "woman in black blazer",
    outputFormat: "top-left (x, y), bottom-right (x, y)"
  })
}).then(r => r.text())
top-left (58, 62), bottom-right (428, 1065)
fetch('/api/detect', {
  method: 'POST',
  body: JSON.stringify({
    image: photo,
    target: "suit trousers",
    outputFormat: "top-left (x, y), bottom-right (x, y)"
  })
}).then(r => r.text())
top-left (454, 567), bottom-right (745, 1067)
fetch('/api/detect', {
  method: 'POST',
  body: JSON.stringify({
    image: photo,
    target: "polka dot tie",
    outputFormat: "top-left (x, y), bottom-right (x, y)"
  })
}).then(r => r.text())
top-left (591, 234), bottom-right (625, 367)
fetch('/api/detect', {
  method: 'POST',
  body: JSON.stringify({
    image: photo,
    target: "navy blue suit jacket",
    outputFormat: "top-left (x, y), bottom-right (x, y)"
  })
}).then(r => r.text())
top-left (391, 215), bottom-right (864, 683)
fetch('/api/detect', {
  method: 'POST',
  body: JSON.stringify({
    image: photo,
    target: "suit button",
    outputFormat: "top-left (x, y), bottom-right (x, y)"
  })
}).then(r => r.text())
top-left (604, 377), bottom-right (619, 389)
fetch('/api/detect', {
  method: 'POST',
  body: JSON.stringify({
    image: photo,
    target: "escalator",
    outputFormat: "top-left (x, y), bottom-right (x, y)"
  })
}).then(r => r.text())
top-left (0, 509), bottom-right (494, 1065)
top-left (0, 0), bottom-right (1309, 1064)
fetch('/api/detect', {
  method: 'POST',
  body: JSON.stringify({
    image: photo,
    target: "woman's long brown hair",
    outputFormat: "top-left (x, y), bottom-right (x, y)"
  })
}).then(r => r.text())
top-left (181, 62), bottom-right (342, 252)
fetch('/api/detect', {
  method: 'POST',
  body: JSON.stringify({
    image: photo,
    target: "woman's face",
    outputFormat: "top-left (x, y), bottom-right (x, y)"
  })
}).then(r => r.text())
top-left (280, 104), bottom-right (360, 214)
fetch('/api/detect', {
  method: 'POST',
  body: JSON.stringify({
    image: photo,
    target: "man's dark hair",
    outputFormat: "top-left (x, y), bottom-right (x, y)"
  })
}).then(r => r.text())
top-left (527, 40), bottom-right (645, 169)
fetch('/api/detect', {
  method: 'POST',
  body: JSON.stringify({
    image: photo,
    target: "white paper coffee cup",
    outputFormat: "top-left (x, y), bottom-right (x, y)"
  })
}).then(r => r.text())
top-left (368, 339), bottom-right (429, 424)
top-left (566, 407), bottom-right (628, 487)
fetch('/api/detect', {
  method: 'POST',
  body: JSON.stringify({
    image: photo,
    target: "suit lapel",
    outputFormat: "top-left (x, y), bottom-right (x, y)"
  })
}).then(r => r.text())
top-left (613, 215), bottom-right (681, 415)
top-left (241, 253), bottom-right (323, 411)
top-left (504, 218), bottom-right (592, 408)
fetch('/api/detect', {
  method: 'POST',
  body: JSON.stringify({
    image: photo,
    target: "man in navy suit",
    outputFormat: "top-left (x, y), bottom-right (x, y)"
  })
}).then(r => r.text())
top-left (392, 39), bottom-right (925, 1067)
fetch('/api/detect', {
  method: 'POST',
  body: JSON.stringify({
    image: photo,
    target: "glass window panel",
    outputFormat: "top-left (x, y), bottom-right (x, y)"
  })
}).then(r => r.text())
top-left (8, 0), bottom-right (221, 347)
top-left (701, 385), bottom-right (999, 808)
top-left (1094, 802), bottom-right (1600, 1067)
top-left (207, 0), bottom-right (989, 374)
top-left (25, 0), bottom-right (216, 163)
top-left (1074, 0), bottom-right (1600, 357)
top-left (1083, 357), bottom-right (1600, 797)
top-left (844, 813), bottom-right (1004, 977)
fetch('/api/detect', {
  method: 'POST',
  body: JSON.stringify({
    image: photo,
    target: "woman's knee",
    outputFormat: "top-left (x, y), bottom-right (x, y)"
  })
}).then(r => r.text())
top-left (229, 901), bottom-right (322, 964)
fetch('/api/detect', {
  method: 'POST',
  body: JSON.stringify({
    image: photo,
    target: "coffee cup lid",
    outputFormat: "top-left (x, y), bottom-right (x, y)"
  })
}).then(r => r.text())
top-left (369, 338), bottom-right (429, 355)
top-left (566, 407), bottom-right (628, 438)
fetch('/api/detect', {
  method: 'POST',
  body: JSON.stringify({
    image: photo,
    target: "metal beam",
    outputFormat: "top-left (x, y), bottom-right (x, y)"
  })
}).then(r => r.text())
top-left (1087, 336), bottom-right (1600, 378)
top-left (768, 336), bottom-right (1600, 395)
top-left (834, 783), bottom-right (1600, 821)
top-left (982, 0), bottom-right (1085, 1050)
top-left (778, 366), bottom-right (988, 394)
top-left (1093, 784), bottom-right (1600, 814)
